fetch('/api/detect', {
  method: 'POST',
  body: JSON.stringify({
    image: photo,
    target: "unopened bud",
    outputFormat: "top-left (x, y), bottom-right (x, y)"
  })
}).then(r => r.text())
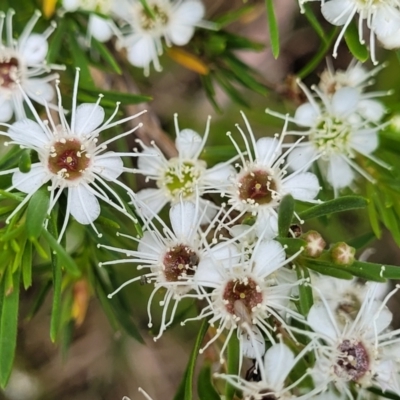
top-left (302, 230), bottom-right (326, 258)
top-left (331, 242), bottom-right (356, 266)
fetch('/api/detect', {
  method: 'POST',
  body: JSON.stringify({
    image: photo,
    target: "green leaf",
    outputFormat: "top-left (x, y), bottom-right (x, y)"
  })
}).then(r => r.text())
top-left (302, 4), bottom-right (327, 43)
top-left (91, 39), bottom-right (122, 75)
top-left (265, 0), bottom-right (280, 58)
top-left (352, 260), bottom-right (400, 281)
top-left (0, 269), bottom-right (20, 388)
top-left (41, 229), bottom-right (81, 277)
top-left (303, 259), bottom-right (354, 280)
top-left (298, 196), bottom-right (368, 221)
top-left (368, 387), bottom-right (400, 400)
top-left (18, 150), bottom-right (31, 173)
top-left (214, 72), bottom-right (250, 108)
top-left (47, 18), bottom-right (67, 64)
top-left (214, 5), bottom-right (255, 27)
top-left (225, 335), bottom-right (240, 400)
top-left (82, 87), bottom-right (152, 105)
top-left (22, 240), bottom-right (32, 290)
top-left (278, 194), bottom-right (295, 237)
top-left (276, 237), bottom-right (306, 255)
top-left (173, 319), bottom-right (208, 400)
top-left (346, 231), bottom-right (375, 250)
top-left (344, 21), bottom-right (369, 62)
top-left (26, 187), bottom-right (50, 240)
top-left (198, 362), bottom-right (221, 400)
top-left (296, 267), bottom-right (313, 316)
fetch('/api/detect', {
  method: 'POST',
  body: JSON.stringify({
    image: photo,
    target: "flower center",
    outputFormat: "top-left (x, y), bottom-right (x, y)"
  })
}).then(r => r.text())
top-left (252, 390), bottom-right (278, 400)
top-left (48, 138), bottom-right (91, 180)
top-left (238, 170), bottom-right (278, 205)
top-left (140, 4), bottom-right (169, 31)
top-left (312, 117), bottom-right (353, 157)
top-left (162, 244), bottom-right (199, 282)
top-left (223, 277), bottom-right (263, 319)
top-left (334, 339), bottom-right (370, 382)
top-left (161, 159), bottom-right (202, 200)
top-left (0, 57), bottom-right (19, 90)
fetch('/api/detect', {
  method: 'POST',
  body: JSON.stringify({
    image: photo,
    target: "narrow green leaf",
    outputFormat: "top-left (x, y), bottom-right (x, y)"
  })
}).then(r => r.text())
top-left (278, 194), bottom-right (295, 237)
top-left (41, 229), bottom-right (81, 277)
top-left (346, 231), bottom-right (375, 250)
top-left (303, 259), bottom-right (354, 280)
top-left (276, 238), bottom-right (306, 255)
top-left (22, 240), bottom-right (32, 290)
top-left (198, 362), bottom-right (221, 400)
top-left (201, 75), bottom-right (221, 113)
top-left (82, 87), bottom-right (151, 105)
top-left (265, 0), bottom-right (279, 58)
top-left (18, 150), bottom-right (31, 173)
top-left (173, 320), bottom-right (208, 400)
top-left (296, 267), bottom-right (313, 316)
top-left (26, 187), bottom-right (49, 240)
top-left (91, 39), bottom-right (122, 74)
top-left (225, 335), bottom-right (240, 400)
top-left (214, 5), bottom-right (255, 27)
top-left (47, 18), bottom-right (67, 64)
top-left (50, 247), bottom-right (62, 342)
top-left (368, 386), bottom-right (400, 400)
top-left (184, 320), bottom-right (209, 400)
top-left (0, 269), bottom-right (20, 388)
top-left (353, 260), bottom-right (400, 281)
top-left (303, 4), bottom-right (327, 43)
top-left (214, 72), bottom-right (250, 108)
top-left (299, 196), bottom-right (368, 221)
top-left (344, 21), bottom-right (369, 62)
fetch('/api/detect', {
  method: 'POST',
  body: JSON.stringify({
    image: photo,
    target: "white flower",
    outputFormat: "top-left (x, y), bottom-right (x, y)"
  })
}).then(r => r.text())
top-left (319, 0), bottom-right (400, 63)
top-left (269, 82), bottom-right (387, 194)
top-left (63, 0), bottom-right (117, 42)
top-left (134, 114), bottom-right (235, 222)
top-left (0, 10), bottom-right (60, 122)
top-left (223, 112), bottom-right (320, 238)
top-left (114, 0), bottom-right (206, 74)
top-left (101, 200), bottom-right (235, 340)
top-left (0, 69), bottom-right (146, 239)
top-left (308, 283), bottom-right (400, 397)
top-left (183, 235), bottom-right (304, 365)
top-left (215, 342), bottom-right (317, 400)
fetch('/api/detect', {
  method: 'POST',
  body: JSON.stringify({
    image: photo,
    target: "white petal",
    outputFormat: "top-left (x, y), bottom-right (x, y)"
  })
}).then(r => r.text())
top-left (255, 212), bottom-right (278, 240)
top-left (372, 8), bottom-right (400, 38)
top-left (167, 24), bottom-right (195, 46)
top-left (171, 1), bottom-right (204, 25)
top-left (176, 129), bottom-right (202, 159)
top-left (294, 103), bottom-right (319, 127)
top-left (282, 172), bottom-right (320, 202)
top-left (326, 155), bottom-right (355, 189)
top-left (255, 137), bottom-right (282, 166)
top-left (12, 164), bottom-right (49, 194)
top-left (349, 130), bottom-right (378, 155)
top-left (20, 34), bottom-right (48, 65)
top-left (252, 240), bottom-right (285, 277)
top-left (209, 242), bottom-right (241, 269)
top-left (287, 144), bottom-right (317, 172)
top-left (331, 87), bottom-right (359, 117)
top-left (240, 325), bottom-right (265, 359)
top-left (24, 80), bottom-right (55, 102)
top-left (136, 188), bottom-right (168, 217)
top-left (198, 198), bottom-right (218, 224)
top-left (69, 185), bottom-right (101, 224)
top-left (321, 0), bottom-right (354, 26)
top-left (94, 153), bottom-right (124, 180)
top-left (0, 97), bottom-right (14, 122)
top-left (379, 29), bottom-right (400, 49)
top-left (9, 119), bottom-right (48, 147)
top-left (137, 147), bottom-right (164, 176)
top-left (73, 104), bottom-right (105, 135)
top-left (357, 99), bottom-right (385, 123)
top-left (195, 259), bottom-right (225, 287)
top-left (263, 343), bottom-right (294, 390)
top-left (63, 0), bottom-right (79, 11)
top-left (203, 163), bottom-right (235, 185)
top-left (169, 201), bottom-right (197, 239)
top-left (127, 35), bottom-right (157, 68)
top-left (89, 15), bottom-right (113, 42)
top-left (307, 302), bottom-right (338, 341)
top-left (363, 300), bottom-right (392, 337)
top-left (138, 231), bottom-right (163, 255)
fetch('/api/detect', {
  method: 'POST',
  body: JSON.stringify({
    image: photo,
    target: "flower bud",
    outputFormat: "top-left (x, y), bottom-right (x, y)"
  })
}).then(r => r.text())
top-left (331, 242), bottom-right (356, 266)
top-left (302, 230), bottom-right (326, 258)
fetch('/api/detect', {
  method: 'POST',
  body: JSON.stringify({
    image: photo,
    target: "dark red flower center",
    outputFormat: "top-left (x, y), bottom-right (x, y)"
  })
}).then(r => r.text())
top-left (0, 57), bottom-right (19, 89)
top-left (163, 244), bottom-right (199, 282)
top-left (335, 339), bottom-right (369, 382)
top-left (48, 138), bottom-right (90, 180)
top-left (238, 170), bottom-right (278, 205)
top-left (223, 278), bottom-right (263, 319)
